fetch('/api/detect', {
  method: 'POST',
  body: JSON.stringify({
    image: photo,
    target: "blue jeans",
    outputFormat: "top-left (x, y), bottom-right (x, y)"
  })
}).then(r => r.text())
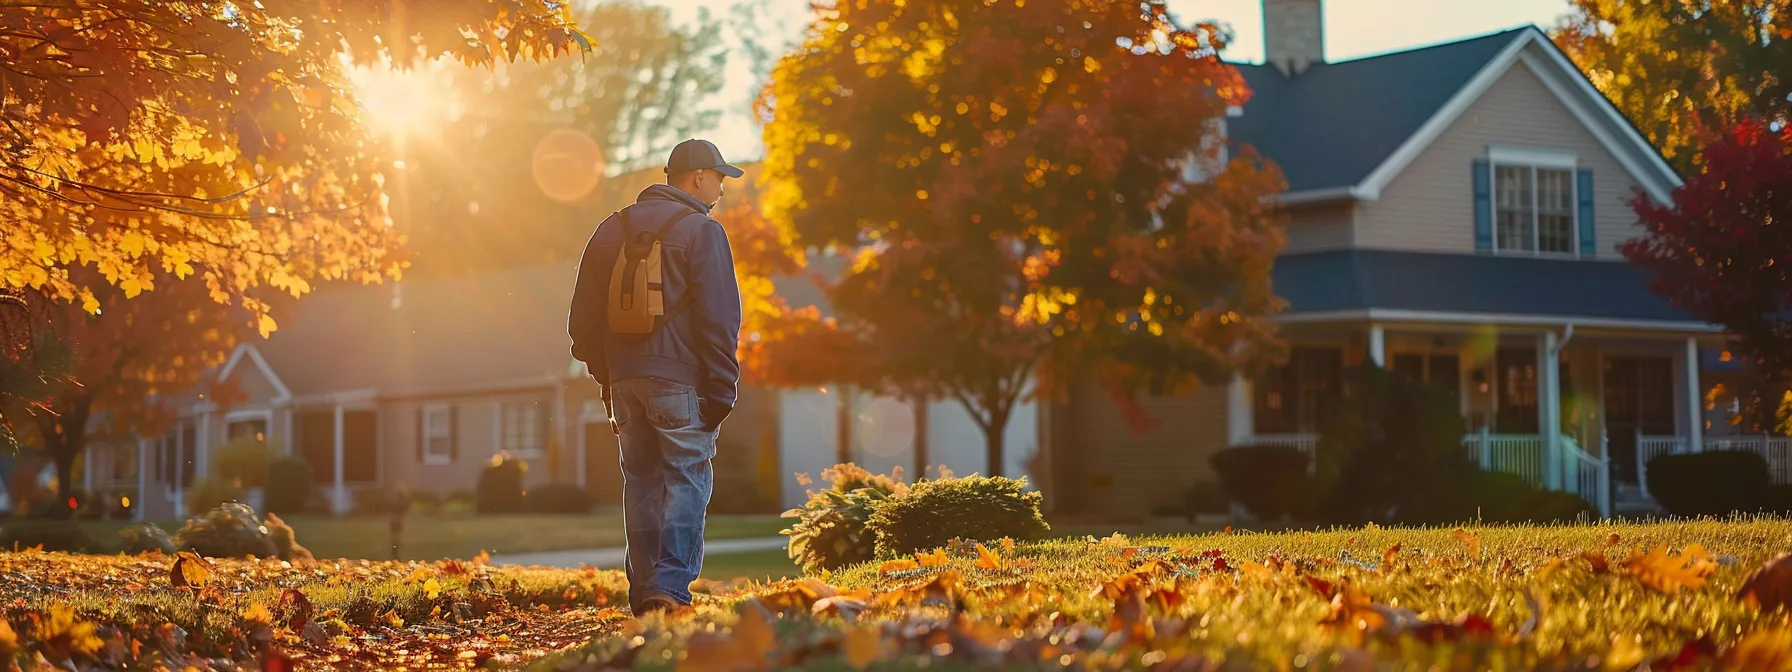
top-left (610, 377), bottom-right (715, 610)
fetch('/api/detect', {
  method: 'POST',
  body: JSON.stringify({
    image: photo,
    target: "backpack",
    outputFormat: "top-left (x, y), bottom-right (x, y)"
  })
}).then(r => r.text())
top-left (607, 206), bottom-right (702, 336)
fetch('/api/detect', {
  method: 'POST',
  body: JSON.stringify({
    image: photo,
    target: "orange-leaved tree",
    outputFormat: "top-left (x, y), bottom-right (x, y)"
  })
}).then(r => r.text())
top-left (759, 0), bottom-right (1287, 477)
top-left (0, 1), bottom-right (593, 333)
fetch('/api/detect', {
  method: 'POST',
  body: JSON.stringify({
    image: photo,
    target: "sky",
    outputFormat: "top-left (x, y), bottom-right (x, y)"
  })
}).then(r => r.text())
top-left (647, 0), bottom-right (1580, 164)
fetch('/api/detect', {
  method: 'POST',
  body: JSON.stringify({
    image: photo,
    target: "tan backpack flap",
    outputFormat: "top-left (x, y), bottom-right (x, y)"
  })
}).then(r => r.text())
top-left (606, 207), bottom-right (702, 336)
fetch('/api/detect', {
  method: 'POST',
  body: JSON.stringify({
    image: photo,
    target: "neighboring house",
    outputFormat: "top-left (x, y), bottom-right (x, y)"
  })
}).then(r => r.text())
top-left (1042, 2), bottom-right (1774, 519)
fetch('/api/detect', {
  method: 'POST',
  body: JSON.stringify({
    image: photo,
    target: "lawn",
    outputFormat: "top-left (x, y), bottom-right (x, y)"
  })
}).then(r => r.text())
top-left (701, 548), bottom-right (800, 582)
top-left (6, 519), bottom-right (1792, 670)
top-left (79, 513), bottom-right (788, 561)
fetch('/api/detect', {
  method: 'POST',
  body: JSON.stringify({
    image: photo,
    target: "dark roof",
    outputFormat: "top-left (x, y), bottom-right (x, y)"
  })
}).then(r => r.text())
top-left (255, 262), bottom-right (577, 396)
top-left (1271, 249), bottom-right (1704, 323)
top-left (1229, 28), bottom-right (1528, 193)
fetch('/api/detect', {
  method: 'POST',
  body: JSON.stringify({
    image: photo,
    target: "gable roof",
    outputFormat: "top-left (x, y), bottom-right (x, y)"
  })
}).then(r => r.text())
top-left (1230, 26), bottom-right (1682, 205)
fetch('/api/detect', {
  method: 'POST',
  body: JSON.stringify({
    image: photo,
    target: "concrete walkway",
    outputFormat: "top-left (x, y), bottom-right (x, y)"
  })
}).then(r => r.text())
top-left (490, 536), bottom-right (787, 569)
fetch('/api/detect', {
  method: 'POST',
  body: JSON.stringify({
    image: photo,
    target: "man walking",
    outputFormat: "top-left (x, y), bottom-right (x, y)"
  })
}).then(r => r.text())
top-left (568, 139), bottom-right (743, 616)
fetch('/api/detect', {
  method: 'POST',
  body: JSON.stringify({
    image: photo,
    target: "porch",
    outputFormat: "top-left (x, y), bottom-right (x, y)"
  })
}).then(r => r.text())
top-left (1230, 320), bottom-right (1729, 517)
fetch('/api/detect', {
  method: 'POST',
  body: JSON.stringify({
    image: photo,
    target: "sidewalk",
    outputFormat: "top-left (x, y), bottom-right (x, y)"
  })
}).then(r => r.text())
top-left (490, 536), bottom-right (787, 569)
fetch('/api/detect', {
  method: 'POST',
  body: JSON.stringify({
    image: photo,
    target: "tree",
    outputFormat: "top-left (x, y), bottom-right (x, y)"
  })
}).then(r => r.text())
top-left (0, 290), bottom-right (74, 452)
top-left (393, 2), bottom-right (730, 276)
top-left (759, 0), bottom-right (1287, 476)
top-left (1555, 1), bottom-right (1791, 171)
top-left (20, 273), bottom-right (241, 511)
top-left (0, 1), bottom-right (593, 332)
top-left (1622, 119), bottom-right (1792, 428)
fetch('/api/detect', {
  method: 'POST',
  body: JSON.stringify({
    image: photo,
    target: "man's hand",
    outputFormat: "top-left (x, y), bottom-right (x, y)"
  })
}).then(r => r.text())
top-left (699, 399), bottom-right (733, 432)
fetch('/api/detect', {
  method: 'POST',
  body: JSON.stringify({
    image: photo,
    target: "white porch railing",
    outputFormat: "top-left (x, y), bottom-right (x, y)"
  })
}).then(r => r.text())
top-left (1704, 435), bottom-right (1792, 484)
top-left (1562, 436), bottom-right (1612, 518)
top-left (1460, 431), bottom-right (1546, 488)
top-left (1240, 434), bottom-right (1319, 474)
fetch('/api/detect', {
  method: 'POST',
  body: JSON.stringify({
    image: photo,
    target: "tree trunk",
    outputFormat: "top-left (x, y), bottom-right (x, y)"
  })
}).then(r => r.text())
top-left (913, 400), bottom-right (930, 478)
top-left (983, 410), bottom-right (1010, 478)
top-left (44, 396), bottom-right (91, 519)
top-left (834, 385), bottom-right (853, 465)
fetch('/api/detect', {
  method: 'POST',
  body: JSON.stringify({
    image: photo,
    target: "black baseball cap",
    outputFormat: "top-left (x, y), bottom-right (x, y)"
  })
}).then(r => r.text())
top-left (665, 139), bottom-right (744, 178)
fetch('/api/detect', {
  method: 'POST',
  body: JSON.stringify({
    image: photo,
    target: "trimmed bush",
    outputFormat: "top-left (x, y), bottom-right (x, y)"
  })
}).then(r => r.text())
top-left (1766, 484), bottom-right (1792, 514)
top-left (408, 490), bottom-right (443, 515)
top-left (1183, 483), bottom-right (1229, 520)
top-left (178, 502), bottom-right (278, 559)
top-left (0, 519), bottom-right (100, 553)
top-left (867, 474), bottom-right (1049, 558)
top-left (476, 454), bottom-right (528, 514)
top-left (1315, 364), bottom-right (1473, 524)
top-left (184, 479), bottom-right (245, 516)
top-left (783, 464), bottom-right (906, 574)
top-left (354, 488), bottom-right (410, 516)
top-left (1647, 450), bottom-right (1771, 516)
top-left (1209, 446), bottom-right (1314, 520)
top-left (443, 490), bottom-right (477, 515)
top-left (118, 523), bottom-right (178, 555)
top-left (212, 438), bottom-right (277, 489)
top-left (264, 513), bottom-right (313, 561)
top-left (1447, 471), bottom-right (1597, 524)
top-left (264, 458), bottom-right (315, 516)
top-left (524, 482), bottom-right (596, 514)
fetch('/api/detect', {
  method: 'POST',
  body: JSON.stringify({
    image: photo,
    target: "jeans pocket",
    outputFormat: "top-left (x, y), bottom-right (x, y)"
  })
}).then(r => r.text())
top-left (642, 387), bottom-right (695, 430)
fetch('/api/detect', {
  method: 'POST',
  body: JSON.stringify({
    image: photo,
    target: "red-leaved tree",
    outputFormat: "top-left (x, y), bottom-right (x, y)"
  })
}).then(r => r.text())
top-left (1622, 119), bottom-right (1792, 427)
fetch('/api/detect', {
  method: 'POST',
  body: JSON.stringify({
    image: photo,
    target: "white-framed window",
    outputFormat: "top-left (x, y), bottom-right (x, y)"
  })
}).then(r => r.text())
top-left (421, 404), bottom-right (453, 465)
top-left (1488, 147), bottom-right (1578, 256)
top-left (499, 402), bottom-right (544, 458)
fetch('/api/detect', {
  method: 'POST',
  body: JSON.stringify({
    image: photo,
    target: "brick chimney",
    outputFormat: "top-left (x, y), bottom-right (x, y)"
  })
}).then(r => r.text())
top-left (1264, 0), bottom-right (1324, 77)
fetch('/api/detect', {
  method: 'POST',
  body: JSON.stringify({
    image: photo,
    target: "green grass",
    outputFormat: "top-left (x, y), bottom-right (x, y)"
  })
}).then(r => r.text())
top-left (80, 513), bottom-right (787, 561)
top-left (702, 547), bottom-right (799, 582)
top-left (537, 518), bottom-right (1792, 670)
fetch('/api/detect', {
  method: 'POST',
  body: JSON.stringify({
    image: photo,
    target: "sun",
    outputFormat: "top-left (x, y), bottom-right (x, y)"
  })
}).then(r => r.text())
top-left (349, 64), bottom-right (451, 139)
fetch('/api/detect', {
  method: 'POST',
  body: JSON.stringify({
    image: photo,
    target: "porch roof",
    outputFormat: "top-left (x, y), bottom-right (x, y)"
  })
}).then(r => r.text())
top-left (1271, 250), bottom-right (1706, 326)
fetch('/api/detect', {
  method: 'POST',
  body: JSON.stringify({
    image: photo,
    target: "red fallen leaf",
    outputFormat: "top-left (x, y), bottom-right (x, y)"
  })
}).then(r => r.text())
top-left (1581, 549), bottom-right (1610, 573)
top-left (1212, 558), bottom-right (1229, 572)
top-left (262, 648), bottom-right (295, 672)
top-left (1304, 576), bottom-right (1338, 600)
top-left (1738, 552), bottom-right (1792, 611)
top-left (1649, 637), bottom-right (1718, 670)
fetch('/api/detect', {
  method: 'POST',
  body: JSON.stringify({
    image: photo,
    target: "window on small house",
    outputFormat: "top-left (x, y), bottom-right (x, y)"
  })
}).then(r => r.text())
top-left (227, 418), bottom-right (267, 443)
top-left (420, 405), bottom-right (453, 464)
top-left (501, 402), bottom-right (544, 457)
top-left (1253, 347), bottom-right (1344, 435)
top-left (1494, 165), bottom-right (1575, 255)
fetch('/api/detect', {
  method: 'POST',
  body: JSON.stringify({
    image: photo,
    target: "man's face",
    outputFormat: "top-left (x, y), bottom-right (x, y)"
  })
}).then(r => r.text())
top-left (696, 168), bottom-right (726, 208)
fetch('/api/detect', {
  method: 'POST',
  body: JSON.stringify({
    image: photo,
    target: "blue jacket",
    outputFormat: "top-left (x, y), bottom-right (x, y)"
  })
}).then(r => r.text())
top-left (568, 185), bottom-right (742, 409)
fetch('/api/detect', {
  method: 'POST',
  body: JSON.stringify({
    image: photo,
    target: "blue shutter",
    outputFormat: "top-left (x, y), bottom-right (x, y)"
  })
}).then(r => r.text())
top-left (1577, 169), bottom-right (1596, 257)
top-left (1472, 159), bottom-right (1492, 252)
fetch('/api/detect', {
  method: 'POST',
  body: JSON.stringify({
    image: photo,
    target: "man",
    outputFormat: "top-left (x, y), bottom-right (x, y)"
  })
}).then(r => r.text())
top-left (567, 139), bottom-right (743, 616)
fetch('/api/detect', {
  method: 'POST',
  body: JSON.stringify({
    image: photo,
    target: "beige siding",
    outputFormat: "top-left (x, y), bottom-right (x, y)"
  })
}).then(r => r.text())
top-left (381, 389), bottom-right (558, 496)
top-left (1357, 60), bottom-right (1647, 256)
top-left (1055, 381), bottom-right (1229, 517)
top-left (1281, 201), bottom-right (1357, 253)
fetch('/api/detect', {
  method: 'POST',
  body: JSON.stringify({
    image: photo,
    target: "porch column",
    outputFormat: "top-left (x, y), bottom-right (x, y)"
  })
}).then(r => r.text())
top-left (1367, 325), bottom-right (1386, 367)
top-left (1685, 338), bottom-right (1704, 453)
top-left (82, 444), bottom-right (94, 493)
top-left (1539, 331), bottom-right (1563, 491)
top-left (1227, 374), bottom-right (1253, 446)
top-left (135, 438), bottom-right (149, 522)
top-left (332, 403), bottom-right (347, 514)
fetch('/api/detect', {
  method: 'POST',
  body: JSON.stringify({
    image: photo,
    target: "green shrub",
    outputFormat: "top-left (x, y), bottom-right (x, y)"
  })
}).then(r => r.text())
top-left (118, 523), bottom-right (177, 555)
top-left (212, 438), bottom-right (278, 489)
top-left (1447, 471), bottom-right (1597, 524)
top-left (1766, 484), bottom-right (1792, 514)
top-left (408, 490), bottom-right (443, 515)
top-left (264, 513), bottom-right (313, 561)
top-left (476, 454), bottom-right (528, 514)
top-left (1648, 450), bottom-right (1770, 516)
top-left (184, 479), bottom-right (246, 516)
top-left (443, 490), bottom-right (477, 515)
top-left (1184, 483), bottom-right (1229, 518)
top-left (1314, 364), bottom-right (1474, 524)
top-left (1209, 446), bottom-right (1314, 520)
top-left (710, 470), bottom-right (776, 514)
top-left (783, 464), bottom-right (906, 574)
top-left (354, 488), bottom-right (409, 516)
top-left (177, 502), bottom-right (278, 559)
top-left (867, 474), bottom-right (1048, 558)
top-left (0, 519), bottom-right (101, 553)
top-left (264, 458), bottom-right (315, 515)
top-left (524, 482), bottom-right (596, 514)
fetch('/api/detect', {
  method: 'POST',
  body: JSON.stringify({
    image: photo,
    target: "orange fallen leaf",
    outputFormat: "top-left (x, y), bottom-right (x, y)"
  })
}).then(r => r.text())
top-left (841, 624), bottom-right (881, 670)
top-left (1720, 627), bottom-right (1792, 670)
top-left (1623, 545), bottom-right (1716, 593)
top-left (974, 543), bottom-right (1003, 571)
top-left (1380, 542), bottom-right (1402, 572)
top-left (242, 603), bottom-right (274, 625)
top-left (1580, 549), bottom-right (1610, 573)
top-left (1451, 528), bottom-right (1482, 558)
top-left (171, 552), bottom-right (210, 588)
top-left (1001, 537), bottom-right (1017, 553)
top-left (1739, 553), bottom-right (1792, 611)
top-left (916, 548), bottom-right (951, 567)
top-left (878, 559), bottom-right (919, 574)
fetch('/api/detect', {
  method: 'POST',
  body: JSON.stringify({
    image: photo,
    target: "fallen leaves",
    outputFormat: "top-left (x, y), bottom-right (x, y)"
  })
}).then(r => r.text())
top-left (1451, 528), bottom-right (1482, 559)
top-left (170, 551), bottom-right (211, 588)
top-left (1740, 552), bottom-right (1792, 611)
top-left (1622, 545), bottom-right (1717, 593)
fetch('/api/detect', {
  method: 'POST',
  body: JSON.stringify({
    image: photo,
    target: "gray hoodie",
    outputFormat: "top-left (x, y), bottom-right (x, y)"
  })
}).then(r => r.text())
top-left (568, 184), bottom-right (742, 410)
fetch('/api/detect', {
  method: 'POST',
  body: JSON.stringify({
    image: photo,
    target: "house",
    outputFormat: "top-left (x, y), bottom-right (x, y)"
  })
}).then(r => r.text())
top-left (1040, 0), bottom-right (1775, 519)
